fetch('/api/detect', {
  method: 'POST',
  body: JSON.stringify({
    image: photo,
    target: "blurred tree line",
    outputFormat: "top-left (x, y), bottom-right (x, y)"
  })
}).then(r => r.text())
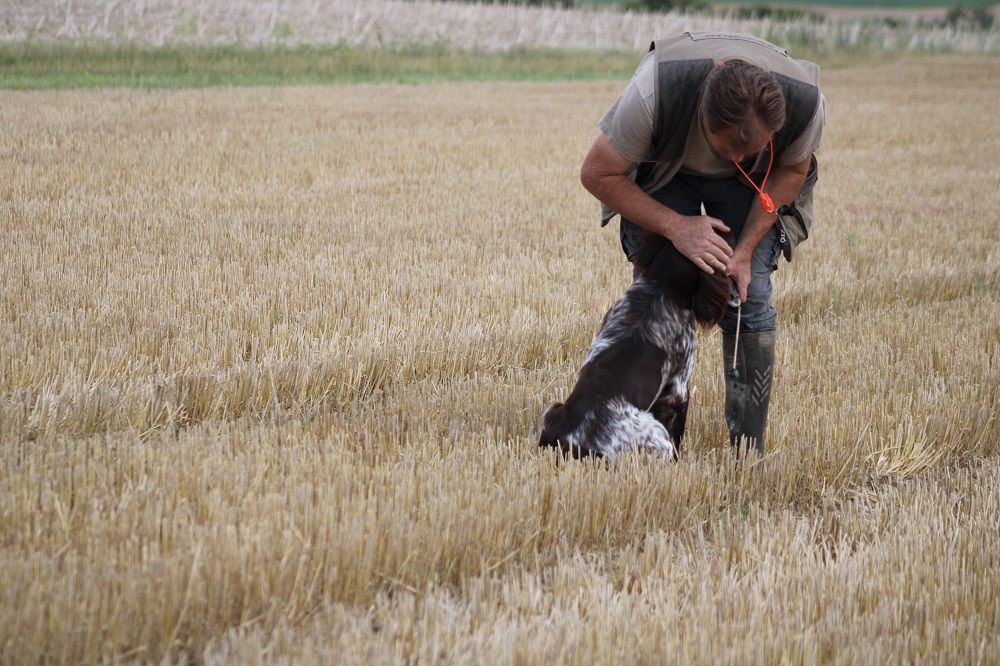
top-left (433, 0), bottom-right (710, 9)
top-left (432, 0), bottom-right (994, 30)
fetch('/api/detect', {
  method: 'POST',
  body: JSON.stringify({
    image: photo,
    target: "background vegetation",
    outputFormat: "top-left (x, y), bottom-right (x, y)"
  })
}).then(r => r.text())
top-left (448, 0), bottom-right (997, 15)
top-left (0, 0), bottom-right (997, 90)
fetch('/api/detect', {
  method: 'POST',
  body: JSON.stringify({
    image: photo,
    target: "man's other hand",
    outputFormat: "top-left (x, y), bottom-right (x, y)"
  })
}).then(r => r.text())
top-left (725, 248), bottom-right (752, 302)
top-left (579, 133), bottom-right (732, 275)
top-left (673, 215), bottom-right (732, 275)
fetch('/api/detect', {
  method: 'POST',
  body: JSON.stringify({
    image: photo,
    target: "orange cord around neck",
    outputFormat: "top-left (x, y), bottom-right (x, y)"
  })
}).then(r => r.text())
top-left (733, 138), bottom-right (776, 214)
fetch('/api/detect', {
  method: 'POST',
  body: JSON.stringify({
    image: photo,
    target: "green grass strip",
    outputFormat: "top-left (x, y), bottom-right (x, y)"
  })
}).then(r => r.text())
top-left (0, 42), bottom-right (650, 90)
top-left (0, 42), bottom-right (962, 90)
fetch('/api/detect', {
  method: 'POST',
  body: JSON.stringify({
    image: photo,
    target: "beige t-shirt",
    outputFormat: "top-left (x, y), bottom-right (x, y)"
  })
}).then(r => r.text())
top-left (598, 50), bottom-right (826, 178)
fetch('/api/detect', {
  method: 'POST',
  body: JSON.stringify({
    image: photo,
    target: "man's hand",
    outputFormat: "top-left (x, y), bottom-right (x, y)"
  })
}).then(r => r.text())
top-left (671, 215), bottom-right (732, 275)
top-left (726, 247), bottom-right (752, 303)
top-left (580, 134), bottom-right (732, 275)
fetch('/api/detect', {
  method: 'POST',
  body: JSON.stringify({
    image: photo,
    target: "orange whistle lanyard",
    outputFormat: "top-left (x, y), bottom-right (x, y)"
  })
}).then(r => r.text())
top-left (733, 139), bottom-right (776, 214)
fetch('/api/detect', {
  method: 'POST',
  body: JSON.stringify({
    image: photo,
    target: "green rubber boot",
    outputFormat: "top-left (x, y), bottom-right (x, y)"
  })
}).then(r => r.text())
top-left (722, 330), bottom-right (776, 456)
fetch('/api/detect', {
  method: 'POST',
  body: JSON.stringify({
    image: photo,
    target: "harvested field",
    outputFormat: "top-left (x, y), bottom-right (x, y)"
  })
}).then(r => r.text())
top-left (2, 54), bottom-right (999, 662)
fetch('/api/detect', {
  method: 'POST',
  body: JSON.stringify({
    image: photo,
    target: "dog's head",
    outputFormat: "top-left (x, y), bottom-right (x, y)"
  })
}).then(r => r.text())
top-left (632, 229), bottom-right (734, 329)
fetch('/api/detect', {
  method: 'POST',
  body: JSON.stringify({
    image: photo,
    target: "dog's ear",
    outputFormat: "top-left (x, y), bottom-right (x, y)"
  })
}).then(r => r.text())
top-left (692, 270), bottom-right (730, 328)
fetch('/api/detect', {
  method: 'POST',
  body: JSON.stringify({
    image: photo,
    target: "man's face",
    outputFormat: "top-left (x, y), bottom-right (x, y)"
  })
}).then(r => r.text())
top-left (703, 114), bottom-right (772, 164)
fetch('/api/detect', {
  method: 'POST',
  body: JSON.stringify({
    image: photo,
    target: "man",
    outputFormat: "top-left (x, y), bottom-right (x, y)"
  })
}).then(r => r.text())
top-left (580, 32), bottom-right (825, 455)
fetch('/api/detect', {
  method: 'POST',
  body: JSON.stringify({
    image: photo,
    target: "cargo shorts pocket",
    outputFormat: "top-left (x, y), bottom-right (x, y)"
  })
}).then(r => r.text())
top-left (752, 228), bottom-right (784, 275)
top-left (778, 155), bottom-right (819, 262)
top-left (767, 234), bottom-right (783, 272)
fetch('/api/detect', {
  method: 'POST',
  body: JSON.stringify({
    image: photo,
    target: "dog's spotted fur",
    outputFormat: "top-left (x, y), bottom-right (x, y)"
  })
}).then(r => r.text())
top-left (539, 230), bottom-right (732, 460)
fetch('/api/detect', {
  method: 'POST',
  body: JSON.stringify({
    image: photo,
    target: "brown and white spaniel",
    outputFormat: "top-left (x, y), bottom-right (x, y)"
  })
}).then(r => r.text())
top-left (538, 230), bottom-right (732, 460)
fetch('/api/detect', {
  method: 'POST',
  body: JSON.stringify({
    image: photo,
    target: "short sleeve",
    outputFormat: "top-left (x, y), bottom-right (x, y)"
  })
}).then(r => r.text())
top-left (780, 92), bottom-right (826, 165)
top-left (597, 52), bottom-right (657, 164)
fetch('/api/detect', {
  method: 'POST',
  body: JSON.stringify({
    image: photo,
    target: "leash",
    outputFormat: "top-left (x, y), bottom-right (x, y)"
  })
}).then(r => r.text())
top-left (728, 284), bottom-right (741, 379)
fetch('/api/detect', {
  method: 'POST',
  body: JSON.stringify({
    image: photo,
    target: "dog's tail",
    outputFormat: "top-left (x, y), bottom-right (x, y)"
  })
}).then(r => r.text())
top-left (538, 403), bottom-right (601, 459)
top-left (538, 402), bottom-right (570, 448)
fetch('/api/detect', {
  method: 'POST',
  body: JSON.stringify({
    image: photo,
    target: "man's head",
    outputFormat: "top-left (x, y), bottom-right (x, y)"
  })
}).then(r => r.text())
top-left (701, 59), bottom-right (785, 164)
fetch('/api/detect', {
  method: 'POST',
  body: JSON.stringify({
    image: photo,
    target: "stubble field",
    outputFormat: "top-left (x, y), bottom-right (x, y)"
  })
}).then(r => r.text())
top-left (2, 55), bottom-right (999, 663)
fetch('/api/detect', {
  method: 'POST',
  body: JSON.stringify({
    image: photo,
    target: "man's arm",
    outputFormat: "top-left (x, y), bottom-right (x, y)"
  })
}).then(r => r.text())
top-left (580, 134), bottom-right (733, 275)
top-left (725, 154), bottom-right (811, 301)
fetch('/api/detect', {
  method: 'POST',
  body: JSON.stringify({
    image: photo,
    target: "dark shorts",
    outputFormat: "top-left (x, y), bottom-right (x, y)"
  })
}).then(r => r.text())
top-left (621, 173), bottom-right (783, 333)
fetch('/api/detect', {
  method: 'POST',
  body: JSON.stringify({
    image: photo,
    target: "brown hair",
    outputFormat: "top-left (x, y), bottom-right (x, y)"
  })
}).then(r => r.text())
top-left (702, 59), bottom-right (786, 148)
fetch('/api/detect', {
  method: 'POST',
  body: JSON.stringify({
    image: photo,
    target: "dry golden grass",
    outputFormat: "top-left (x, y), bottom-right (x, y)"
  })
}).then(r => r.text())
top-left (2, 55), bottom-right (999, 663)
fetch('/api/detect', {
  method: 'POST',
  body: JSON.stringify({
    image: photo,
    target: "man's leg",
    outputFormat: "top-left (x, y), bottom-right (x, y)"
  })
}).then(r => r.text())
top-left (705, 179), bottom-right (783, 455)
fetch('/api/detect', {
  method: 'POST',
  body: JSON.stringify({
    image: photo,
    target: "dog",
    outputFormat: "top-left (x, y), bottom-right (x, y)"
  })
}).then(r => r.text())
top-left (538, 229), bottom-right (732, 460)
